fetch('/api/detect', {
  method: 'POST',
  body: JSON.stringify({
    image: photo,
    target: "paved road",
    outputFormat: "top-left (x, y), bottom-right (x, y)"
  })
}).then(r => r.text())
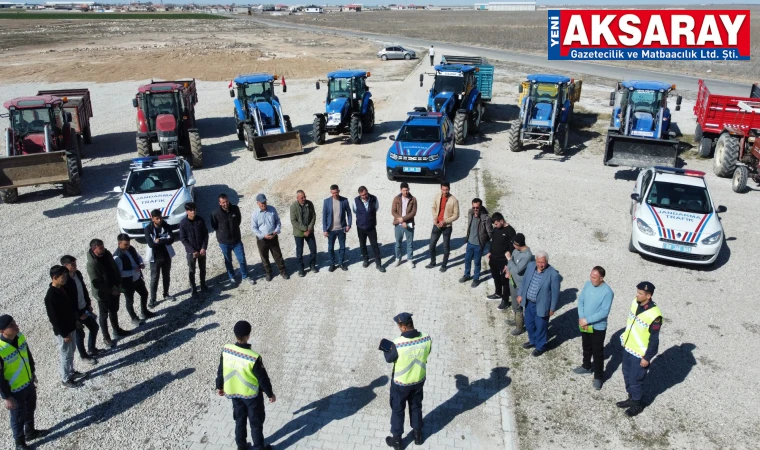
top-left (246, 17), bottom-right (750, 97)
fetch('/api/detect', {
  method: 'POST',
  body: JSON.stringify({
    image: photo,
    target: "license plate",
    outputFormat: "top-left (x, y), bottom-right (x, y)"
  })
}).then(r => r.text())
top-left (403, 167), bottom-right (421, 173)
top-left (663, 243), bottom-right (692, 253)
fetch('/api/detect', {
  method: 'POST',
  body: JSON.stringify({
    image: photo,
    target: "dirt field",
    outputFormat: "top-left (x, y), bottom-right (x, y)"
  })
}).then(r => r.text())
top-left (267, 8), bottom-right (760, 83)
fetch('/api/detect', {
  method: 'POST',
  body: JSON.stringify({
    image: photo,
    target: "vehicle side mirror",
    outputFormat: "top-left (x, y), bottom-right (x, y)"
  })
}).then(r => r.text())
top-left (316, 81), bottom-right (320, 90)
top-left (113, 186), bottom-right (122, 193)
top-left (609, 92), bottom-right (616, 107)
top-left (716, 205), bottom-right (727, 213)
top-left (419, 73), bottom-right (424, 87)
top-left (132, 98), bottom-right (138, 108)
top-left (388, 135), bottom-right (396, 141)
top-left (65, 112), bottom-right (72, 122)
top-left (282, 84), bottom-right (287, 93)
top-left (229, 89), bottom-right (235, 98)
top-left (518, 84), bottom-right (523, 94)
top-left (630, 193), bottom-right (640, 202)
top-left (187, 178), bottom-right (196, 186)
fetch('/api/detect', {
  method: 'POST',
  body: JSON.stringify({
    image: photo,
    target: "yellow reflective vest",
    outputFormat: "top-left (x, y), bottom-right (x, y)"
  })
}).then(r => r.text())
top-left (0, 333), bottom-right (33, 393)
top-left (222, 344), bottom-right (260, 399)
top-left (393, 333), bottom-right (431, 386)
top-left (620, 299), bottom-right (662, 359)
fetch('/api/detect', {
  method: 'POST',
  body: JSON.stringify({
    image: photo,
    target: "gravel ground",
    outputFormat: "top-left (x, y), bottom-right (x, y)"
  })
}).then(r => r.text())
top-left (0, 36), bottom-right (759, 450)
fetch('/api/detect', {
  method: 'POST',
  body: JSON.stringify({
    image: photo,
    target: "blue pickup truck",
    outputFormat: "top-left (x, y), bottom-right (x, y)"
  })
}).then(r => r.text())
top-left (386, 111), bottom-right (455, 182)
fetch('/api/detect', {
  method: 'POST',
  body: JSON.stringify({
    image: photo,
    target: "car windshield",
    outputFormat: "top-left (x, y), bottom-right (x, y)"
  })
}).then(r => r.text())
top-left (10, 108), bottom-right (52, 135)
top-left (328, 78), bottom-right (351, 101)
top-left (126, 168), bottom-right (182, 194)
top-left (529, 83), bottom-right (559, 104)
top-left (397, 125), bottom-right (440, 142)
top-left (434, 75), bottom-right (464, 94)
top-left (624, 89), bottom-right (664, 116)
top-left (646, 180), bottom-right (712, 214)
top-left (243, 82), bottom-right (273, 102)
top-left (145, 93), bottom-right (178, 118)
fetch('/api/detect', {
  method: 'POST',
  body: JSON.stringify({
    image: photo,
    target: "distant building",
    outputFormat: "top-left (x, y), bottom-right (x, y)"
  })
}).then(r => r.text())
top-left (475, 1), bottom-right (535, 11)
top-left (407, 4), bottom-right (426, 9)
top-left (346, 3), bottom-right (361, 11)
top-left (391, 4), bottom-right (405, 9)
top-left (304, 4), bottom-right (322, 13)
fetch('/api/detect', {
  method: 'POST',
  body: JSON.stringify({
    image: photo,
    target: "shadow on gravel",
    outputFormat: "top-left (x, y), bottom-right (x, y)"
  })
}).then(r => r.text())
top-left (614, 168), bottom-right (641, 181)
top-left (35, 367), bottom-right (196, 446)
top-left (42, 160), bottom-right (129, 218)
top-left (420, 367), bottom-right (511, 444)
top-left (86, 131), bottom-right (137, 159)
top-left (267, 375), bottom-right (389, 449)
top-left (546, 306), bottom-right (579, 352)
top-left (201, 139), bottom-right (242, 170)
top-left (644, 343), bottom-right (697, 407)
top-left (604, 327), bottom-right (625, 380)
top-left (477, 103), bottom-right (520, 140)
top-left (197, 116), bottom-right (235, 140)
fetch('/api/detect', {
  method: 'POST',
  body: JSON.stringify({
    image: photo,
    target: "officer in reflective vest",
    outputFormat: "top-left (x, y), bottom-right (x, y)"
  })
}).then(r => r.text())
top-left (616, 282), bottom-right (662, 417)
top-left (0, 315), bottom-right (49, 450)
top-left (216, 321), bottom-right (276, 450)
top-left (384, 312), bottom-right (432, 450)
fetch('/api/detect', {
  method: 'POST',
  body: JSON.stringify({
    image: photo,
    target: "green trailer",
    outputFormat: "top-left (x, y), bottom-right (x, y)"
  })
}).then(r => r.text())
top-left (440, 55), bottom-right (494, 102)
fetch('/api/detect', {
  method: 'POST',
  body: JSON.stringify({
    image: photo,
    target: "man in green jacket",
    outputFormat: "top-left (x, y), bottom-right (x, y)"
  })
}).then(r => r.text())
top-left (290, 190), bottom-right (318, 277)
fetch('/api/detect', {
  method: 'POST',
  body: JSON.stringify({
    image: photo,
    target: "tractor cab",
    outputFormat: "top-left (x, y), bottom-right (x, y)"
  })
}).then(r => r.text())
top-left (609, 81), bottom-right (682, 139)
top-left (425, 64), bottom-right (478, 118)
top-left (4, 96), bottom-right (71, 155)
top-left (519, 74), bottom-right (578, 128)
top-left (313, 69), bottom-right (375, 145)
top-left (134, 83), bottom-right (185, 133)
top-left (231, 73), bottom-right (285, 129)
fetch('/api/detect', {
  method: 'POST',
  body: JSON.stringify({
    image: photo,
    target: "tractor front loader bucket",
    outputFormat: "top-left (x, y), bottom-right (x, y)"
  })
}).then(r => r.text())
top-left (603, 133), bottom-right (679, 168)
top-left (0, 151), bottom-right (71, 189)
top-left (251, 131), bottom-right (303, 160)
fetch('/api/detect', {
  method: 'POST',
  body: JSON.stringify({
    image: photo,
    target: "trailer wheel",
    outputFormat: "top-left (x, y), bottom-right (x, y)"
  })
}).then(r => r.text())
top-left (64, 150), bottom-right (81, 196)
top-left (284, 115), bottom-right (294, 132)
top-left (76, 134), bottom-right (84, 175)
top-left (136, 137), bottom-right (151, 157)
top-left (243, 124), bottom-right (255, 151)
top-left (507, 120), bottom-right (522, 152)
top-left (84, 126), bottom-right (93, 145)
top-left (454, 110), bottom-right (468, 144)
top-left (694, 123), bottom-right (703, 143)
top-left (0, 189), bottom-right (19, 204)
top-left (713, 132), bottom-right (739, 177)
top-left (313, 116), bottom-right (326, 145)
top-left (732, 165), bottom-right (748, 193)
top-left (697, 136), bottom-right (713, 158)
top-left (363, 100), bottom-right (375, 133)
top-left (189, 131), bottom-right (203, 168)
top-left (349, 115), bottom-right (363, 144)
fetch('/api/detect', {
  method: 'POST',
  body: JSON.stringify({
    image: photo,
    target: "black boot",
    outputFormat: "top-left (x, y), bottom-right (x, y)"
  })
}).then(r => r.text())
top-left (414, 429), bottom-right (423, 445)
top-left (200, 282), bottom-right (210, 293)
top-left (310, 262), bottom-right (319, 273)
top-left (616, 396), bottom-right (632, 408)
top-left (126, 303), bottom-right (144, 326)
top-left (363, 257), bottom-right (370, 268)
top-left (25, 426), bottom-right (50, 441)
top-left (376, 261), bottom-right (386, 273)
top-left (625, 400), bottom-right (644, 417)
top-left (497, 299), bottom-right (509, 310)
top-left (14, 437), bottom-right (28, 450)
top-left (385, 435), bottom-right (402, 450)
top-left (191, 286), bottom-right (199, 297)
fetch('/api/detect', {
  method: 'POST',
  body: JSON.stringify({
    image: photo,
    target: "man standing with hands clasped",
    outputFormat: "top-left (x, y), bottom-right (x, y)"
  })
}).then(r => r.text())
top-left (486, 212), bottom-right (516, 303)
top-left (352, 186), bottom-right (385, 272)
top-left (391, 182), bottom-right (417, 268)
top-left (517, 251), bottom-right (560, 357)
top-left (251, 193), bottom-right (289, 282)
top-left (426, 182), bottom-right (459, 272)
top-left (574, 266), bottom-right (614, 390)
top-left (216, 321), bottom-right (276, 450)
top-left (145, 209), bottom-right (176, 304)
top-left (616, 282), bottom-right (662, 417)
top-left (322, 184), bottom-right (352, 272)
top-left (179, 202), bottom-right (209, 296)
top-left (290, 190), bottom-right (318, 277)
top-left (45, 266), bottom-right (87, 388)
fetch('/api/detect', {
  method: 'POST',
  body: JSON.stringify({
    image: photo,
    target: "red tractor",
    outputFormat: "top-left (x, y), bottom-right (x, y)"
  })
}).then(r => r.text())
top-left (1, 95), bottom-right (82, 203)
top-left (694, 80), bottom-right (760, 193)
top-left (132, 79), bottom-right (203, 168)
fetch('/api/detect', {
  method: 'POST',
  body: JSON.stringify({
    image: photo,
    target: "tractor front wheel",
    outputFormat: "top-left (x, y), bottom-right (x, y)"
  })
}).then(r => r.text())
top-left (363, 100), bottom-right (375, 133)
top-left (454, 110), bottom-right (468, 144)
top-left (697, 136), bottom-right (713, 158)
top-left (189, 131), bottom-right (203, 168)
top-left (349, 115), bottom-right (363, 144)
top-left (243, 124), bottom-right (255, 151)
top-left (507, 120), bottom-right (522, 152)
top-left (284, 115), bottom-right (294, 132)
top-left (713, 132), bottom-right (739, 177)
top-left (732, 165), bottom-right (748, 193)
top-left (0, 189), bottom-right (19, 204)
top-left (64, 150), bottom-right (81, 196)
top-left (136, 137), bottom-right (151, 157)
top-left (313, 116), bottom-right (326, 145)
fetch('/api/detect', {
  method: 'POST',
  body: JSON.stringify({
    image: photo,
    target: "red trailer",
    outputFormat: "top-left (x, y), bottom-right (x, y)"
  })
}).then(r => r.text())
top-left (694, 79), bottom-right (760, 192)
top-left (36, 89), bottom-right (94, 153)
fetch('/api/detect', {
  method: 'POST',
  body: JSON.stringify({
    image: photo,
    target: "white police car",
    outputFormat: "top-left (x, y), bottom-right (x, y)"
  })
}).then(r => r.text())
top-left (629, 166), bottom-right (725, 265)
top-left (114, 155), bottom-right (196, 238)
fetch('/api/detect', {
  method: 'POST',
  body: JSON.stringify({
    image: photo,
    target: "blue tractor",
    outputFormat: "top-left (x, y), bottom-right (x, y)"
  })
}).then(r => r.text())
top-left (419, 62), bottom-right (486, 144)
top-left (313, 70), bottom-right (375, 145)
top-left (604, 80), bottom-right (683, 167)
top-left (231, 73), bottom-right (303, 160)
top-left (507, 74), bottom-right (582, 156)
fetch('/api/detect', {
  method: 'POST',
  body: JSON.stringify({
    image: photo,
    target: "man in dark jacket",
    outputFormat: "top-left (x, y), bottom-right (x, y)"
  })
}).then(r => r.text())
top-left (61, 255), bottom-right (100, 365)
top-left (391, 183), bottom-right (417, 268)
top-left (321, 184), bottom-right (352, 272)
top-left (45, 266), bottom-right (86, 388)
top-left (290, 190), bottom-right (318, 277)
top-left (352, 186), bottom-right (384, 272)
top-left (86, 239), bottom-right (130, 348)
top-left (460, 198), bottom-right (493, 288)
top-left (216, 321), bottom-right (276, 450)
top-left (145, 209), bottom-right (175, 304)
top-left (486, 213), bottom-right (517, 306)
top-left (0, 315), bottom-right (49, 450)
top-left (179, 202), bottom-right (209, 295)
top-left (210, 193), bottom-right (253, 285)
top-left (113, 234), bottom-right (154, 323)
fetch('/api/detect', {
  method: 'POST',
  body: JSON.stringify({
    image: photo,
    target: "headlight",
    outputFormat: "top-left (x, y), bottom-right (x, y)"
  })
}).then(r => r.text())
top-left (329, 113), bottom-right (342, 121)
top-left (158, 136), bottom-right (177, 143)
top-left (701, 230), bottom-right (722, 245)
top-left (118, 208), bottom-right (135, 221)
top-left (171, 201), bottom-right (187, 216)
top-left (428, 153), bottom-right (440, 161)
top-left (636, 218), bottom-right (654, 236)
top-left (389, 153), bottom-right (398, 160)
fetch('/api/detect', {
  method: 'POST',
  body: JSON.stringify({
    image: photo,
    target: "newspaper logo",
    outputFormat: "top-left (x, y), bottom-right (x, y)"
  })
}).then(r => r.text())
top-left (548, 10), bottom-right (750, 61)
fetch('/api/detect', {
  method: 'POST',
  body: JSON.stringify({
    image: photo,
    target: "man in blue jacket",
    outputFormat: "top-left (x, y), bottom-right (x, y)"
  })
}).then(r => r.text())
top-left (322, 184), bottom-right (352, 272)
top-left (517, 251), bottom-right (560, 357)
top-left (574, 266), bottom-right (614, 390)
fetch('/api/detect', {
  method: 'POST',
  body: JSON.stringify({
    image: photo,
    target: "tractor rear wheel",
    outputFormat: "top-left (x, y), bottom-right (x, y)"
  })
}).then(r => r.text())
top-left (136, 137), bottom-right (151, 157)
top-left (507, 120), bottom-right (522, 152)
top-left (732, 165), bottom-right (748, 193)
top-left (76, 134), bottom-right (84, 175)
top-left (235, 109), bottom-right (245, 141)
top-left (697, 137), bottom-right (713, 158)
top-left (454, 110), bottom-right (468, 144)
top-left (694, 123), bottom-right (703, 143)
top-left (243, 124), bottom-right (255, 151)
top-left (84, 126), bottom-right (93, 145)
top-left (0, 189), bottom-right (19, 204)
top-left (713, 132), bottom-right (739, 177)
top-left (64, 150), bottom-right (81, 196)
top-left (284, 115), bottom-right (294, 132)
top-left (313, 116), bottom-right (326, 145)
top-left (349, 115), bottom-right (363, 144)
top-left (189, 131), bottom-right (203, 168)
top-left (363, 100), bottom-right (375, 132)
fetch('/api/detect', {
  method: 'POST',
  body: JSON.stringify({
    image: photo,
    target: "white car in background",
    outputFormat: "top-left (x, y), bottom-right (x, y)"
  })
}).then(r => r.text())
top-left (114, 155), bottom-right (196, 238)
top-left (629, 166), bottom-right (726, 265)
